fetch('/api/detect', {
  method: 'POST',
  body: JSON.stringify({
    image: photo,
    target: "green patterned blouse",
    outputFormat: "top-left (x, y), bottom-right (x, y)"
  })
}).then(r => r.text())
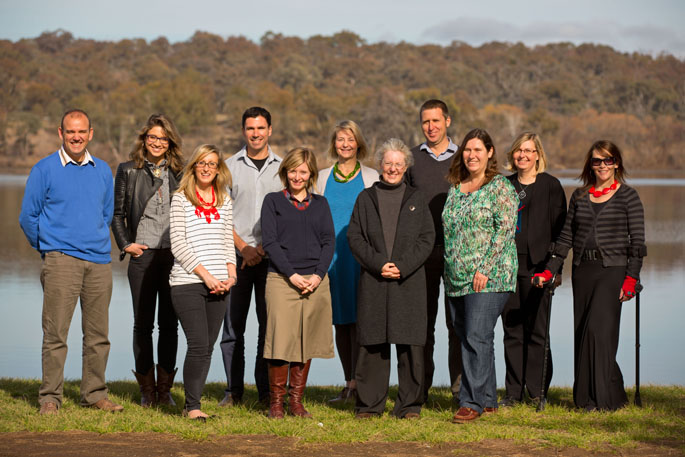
top-left (442, 174), bottom-right (518, 297)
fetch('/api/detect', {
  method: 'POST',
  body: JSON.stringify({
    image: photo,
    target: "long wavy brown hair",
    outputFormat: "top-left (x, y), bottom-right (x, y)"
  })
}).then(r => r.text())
top-left (447, 128), bottom-right (499, 186)
top-left (177, 144), bottom-right (232, 208)
top-left (578, 140), bottom-right (627, 190)
top-left (130, 113), bottom-right (184, 174)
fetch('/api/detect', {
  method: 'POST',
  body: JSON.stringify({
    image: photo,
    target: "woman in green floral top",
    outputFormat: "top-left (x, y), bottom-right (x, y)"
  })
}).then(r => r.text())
top-left (442, 128), bottom-right (518, 424)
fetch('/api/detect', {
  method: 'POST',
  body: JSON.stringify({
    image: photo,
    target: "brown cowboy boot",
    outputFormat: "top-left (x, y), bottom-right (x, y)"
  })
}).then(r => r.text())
top-left (132, 367), bottom-right (156, 407)
top-left (268, 363), bottom-right (289, 419)
top-left (288, 359), bottom-right (312, 418)
top-left (156, 364), bottom-right (177, 406)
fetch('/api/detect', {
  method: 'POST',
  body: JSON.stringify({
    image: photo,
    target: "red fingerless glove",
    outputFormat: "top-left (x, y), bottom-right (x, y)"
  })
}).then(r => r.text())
top-left (622, 276), bottom-right (638, 298)
top-left (533, 270), bottom-right (553, 284)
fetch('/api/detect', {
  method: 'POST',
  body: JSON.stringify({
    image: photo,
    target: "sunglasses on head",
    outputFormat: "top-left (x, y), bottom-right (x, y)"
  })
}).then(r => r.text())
top-left (591, 157), bottom-right (616, 167)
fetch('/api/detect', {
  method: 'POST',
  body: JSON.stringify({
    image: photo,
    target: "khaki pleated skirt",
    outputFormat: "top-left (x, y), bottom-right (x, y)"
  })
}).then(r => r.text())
top-left (263, 272), bottom-right (335, 362)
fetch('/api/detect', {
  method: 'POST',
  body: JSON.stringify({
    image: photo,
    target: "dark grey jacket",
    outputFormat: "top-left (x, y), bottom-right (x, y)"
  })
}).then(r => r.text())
top-left (546, 184), bottom-right (646, 279)
top-left (112, 161), bottom-right (181, 260)
top-left (347, 183), bottom-right (435, 346)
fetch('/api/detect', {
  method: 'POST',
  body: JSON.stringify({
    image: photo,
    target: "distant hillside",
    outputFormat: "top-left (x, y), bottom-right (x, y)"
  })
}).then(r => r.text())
top-left (1, 30), bottom-right (683, 172)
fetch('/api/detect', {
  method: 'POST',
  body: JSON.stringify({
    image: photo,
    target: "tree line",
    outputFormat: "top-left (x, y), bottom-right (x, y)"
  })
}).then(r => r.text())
top-left (1, 29), bottom-right (683, 172)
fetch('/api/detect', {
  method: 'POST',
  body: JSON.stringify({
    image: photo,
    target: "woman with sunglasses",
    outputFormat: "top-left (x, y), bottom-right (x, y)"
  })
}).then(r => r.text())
top-left (112, 114), bottom-right (184, 406)
top-left (500, 132), bottom-right (567, 407)
top-left (534, 140), bottom-right (646, 411)
top-left (169, 144), bottom-right (236, 421)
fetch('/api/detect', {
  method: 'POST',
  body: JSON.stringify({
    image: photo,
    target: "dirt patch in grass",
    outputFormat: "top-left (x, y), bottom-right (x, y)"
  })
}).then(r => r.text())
top-left (1, 431), bottom-right (682, 457)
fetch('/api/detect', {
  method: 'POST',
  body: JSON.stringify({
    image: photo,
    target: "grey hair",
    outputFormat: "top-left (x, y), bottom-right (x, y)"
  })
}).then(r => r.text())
top-left (374, 138), bottom-right (414, 170)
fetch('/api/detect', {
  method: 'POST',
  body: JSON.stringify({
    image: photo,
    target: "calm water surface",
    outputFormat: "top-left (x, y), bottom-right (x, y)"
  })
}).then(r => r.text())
top-left (1, 175), bottom-right (683, 388)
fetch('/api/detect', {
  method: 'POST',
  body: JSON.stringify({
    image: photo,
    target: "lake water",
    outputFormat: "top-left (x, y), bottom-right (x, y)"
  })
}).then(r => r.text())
top-left (1, 174), bottom-right (683, 389)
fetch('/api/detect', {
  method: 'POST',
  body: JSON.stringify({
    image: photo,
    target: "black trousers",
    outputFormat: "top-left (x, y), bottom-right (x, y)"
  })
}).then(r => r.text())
top-left (355, 343), bottom-right (423, 418)
top-left (335, 323), bottom-right (358, 382)
top-left (424, 246), bottom-right (462, 400)
top-left (127, 248), bottom-right (178, 374)
top-left (219, 256), bottom-right (269, 400)
top-left (572, 259), bottom-right (628, 411)
top-left (501, 254), bottom-right (552, 400)
top-left (171, 282), bottom-right (228, 411)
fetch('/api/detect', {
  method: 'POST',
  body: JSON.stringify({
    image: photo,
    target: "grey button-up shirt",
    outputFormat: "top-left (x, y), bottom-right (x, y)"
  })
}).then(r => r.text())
top-left (135, 160), bottom-right (170, 249)
top-left (225, 146), bottom-right (282, 253)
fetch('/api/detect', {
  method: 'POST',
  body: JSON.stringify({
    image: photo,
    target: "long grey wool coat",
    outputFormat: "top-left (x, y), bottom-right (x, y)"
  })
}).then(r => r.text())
top-left (347, 183), bottom-right (435, 346)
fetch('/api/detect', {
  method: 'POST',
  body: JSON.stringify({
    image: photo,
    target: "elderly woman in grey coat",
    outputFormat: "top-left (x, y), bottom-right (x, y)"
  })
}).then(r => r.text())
top-left (347, 138), bottom-right (435, 419)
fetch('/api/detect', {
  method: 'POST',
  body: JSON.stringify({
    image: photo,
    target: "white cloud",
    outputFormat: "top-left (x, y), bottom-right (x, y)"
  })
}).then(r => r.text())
top-left (421, 17), bottom-right (685, 58)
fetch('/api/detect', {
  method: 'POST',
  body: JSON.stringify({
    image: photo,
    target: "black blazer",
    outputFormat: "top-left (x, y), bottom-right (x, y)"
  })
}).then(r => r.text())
top-left (507, 172), bottom-right (567, 266)
top-left (112, 161), bottom-right (181, 260)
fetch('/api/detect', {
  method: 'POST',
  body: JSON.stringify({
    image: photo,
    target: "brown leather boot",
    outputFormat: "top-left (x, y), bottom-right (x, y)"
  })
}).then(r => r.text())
top-left (268, 363), bottom-right (289, 419)
top-left (288, 359), bottom-right (312, 418)
top-left (132, 368), bottom-right (156, 407)
top-left (156, 364), bottom-right (177, 406)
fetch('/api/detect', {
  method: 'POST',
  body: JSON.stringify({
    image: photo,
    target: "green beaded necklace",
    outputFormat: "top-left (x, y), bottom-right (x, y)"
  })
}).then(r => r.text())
top-left (333, 161), bottom-right (360, 183)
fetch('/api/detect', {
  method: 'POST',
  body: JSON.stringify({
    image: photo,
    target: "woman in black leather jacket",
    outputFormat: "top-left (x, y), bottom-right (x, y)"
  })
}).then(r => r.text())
top-left (112, 114), bottom-right (184, 407)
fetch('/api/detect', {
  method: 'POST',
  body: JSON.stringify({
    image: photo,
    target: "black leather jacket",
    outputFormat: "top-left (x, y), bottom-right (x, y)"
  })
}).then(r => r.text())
top-left (112, 160), bottom-right (181, 260)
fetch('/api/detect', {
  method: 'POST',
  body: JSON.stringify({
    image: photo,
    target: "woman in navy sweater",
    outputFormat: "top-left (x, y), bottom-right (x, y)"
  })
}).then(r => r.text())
top-left (535, 140), bottom-right (646, 411)
top-left (261, 147), bottom-right (336, 419)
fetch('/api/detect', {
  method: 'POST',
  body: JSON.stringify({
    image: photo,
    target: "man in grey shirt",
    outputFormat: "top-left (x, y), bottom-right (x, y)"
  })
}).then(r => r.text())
top-left (219, 107), bottom-right (282, 406)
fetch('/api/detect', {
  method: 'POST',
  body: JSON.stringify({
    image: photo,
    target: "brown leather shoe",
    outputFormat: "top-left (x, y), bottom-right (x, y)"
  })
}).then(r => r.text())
top-left (156, 365), bottom-right (177, 406)
top-left (91, 398), bottom-right (124, 412)
top-left (288, 360), bottom-right (312, 418)
top-left (403, 412), bottom-right (421, 419)
top-left (483, 407), bottom-right (498, 414)
top-left (452, 407), bottom-right (480, 423)
top-left (132, 367), bottom-right (156, 407)
top-left (355, 412), bottom-right (379, 419)
top-left (268, 363), bottom-right (289, 419)
top-left (39, 401), bottom-right (58, 415)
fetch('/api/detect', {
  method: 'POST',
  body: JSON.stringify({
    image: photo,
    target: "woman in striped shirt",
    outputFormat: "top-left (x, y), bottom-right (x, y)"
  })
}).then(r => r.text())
top-left (169, 144), bottom-right (237, 421)
top-left (535, 140), bottom-right (646, 411)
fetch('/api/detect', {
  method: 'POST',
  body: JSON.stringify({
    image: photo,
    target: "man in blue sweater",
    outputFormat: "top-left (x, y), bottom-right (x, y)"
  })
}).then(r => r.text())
top-left (19, 109), bottom-right (123, 415)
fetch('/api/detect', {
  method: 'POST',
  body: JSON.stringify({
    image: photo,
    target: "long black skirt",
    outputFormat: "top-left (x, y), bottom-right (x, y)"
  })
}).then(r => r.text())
top-left (571, 259), bottom-right (628, 411)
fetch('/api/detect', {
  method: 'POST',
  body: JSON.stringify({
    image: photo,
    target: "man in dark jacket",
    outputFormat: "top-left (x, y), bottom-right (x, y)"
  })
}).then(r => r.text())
top-left (405, 99), bottom-right (462, 405)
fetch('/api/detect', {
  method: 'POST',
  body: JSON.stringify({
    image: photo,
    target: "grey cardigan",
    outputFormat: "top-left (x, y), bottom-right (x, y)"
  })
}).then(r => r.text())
top-left (546, 184), bottom-right (646, 280)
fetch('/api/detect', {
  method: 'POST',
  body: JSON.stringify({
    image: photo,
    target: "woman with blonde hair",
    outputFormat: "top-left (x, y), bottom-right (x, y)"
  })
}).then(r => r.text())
top-left (112, 113), bottom-right (184, 406)
top-left (169, 144), bottom-right (237, 421)
top-left (261, 147), bottom-right (336, 419)
top-left (500, 132), bottom-right (567, 407)
top-left (317, 120), bottom-right (379, 404)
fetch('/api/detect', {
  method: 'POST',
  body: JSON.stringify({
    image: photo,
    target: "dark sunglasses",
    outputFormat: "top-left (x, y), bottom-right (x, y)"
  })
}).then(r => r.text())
top-left (591, 157), bottom-right (616, 167)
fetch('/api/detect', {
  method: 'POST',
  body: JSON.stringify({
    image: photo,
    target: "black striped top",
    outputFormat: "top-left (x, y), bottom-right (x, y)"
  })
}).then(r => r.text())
top-left (169, 191), bottom-right (236, 287)
top-left (547, 184), bottom-right (646, 279)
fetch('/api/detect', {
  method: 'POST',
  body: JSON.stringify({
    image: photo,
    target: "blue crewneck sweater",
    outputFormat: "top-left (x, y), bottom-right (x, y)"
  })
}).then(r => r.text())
top-left (19, 151), bottom-right (114, 264)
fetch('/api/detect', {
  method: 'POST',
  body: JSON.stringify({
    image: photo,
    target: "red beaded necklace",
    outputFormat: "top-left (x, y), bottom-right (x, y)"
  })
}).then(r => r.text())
top-left (195, 187), bottom-right (220, 223)
top-left (588, 179), bottom-right (618, 198)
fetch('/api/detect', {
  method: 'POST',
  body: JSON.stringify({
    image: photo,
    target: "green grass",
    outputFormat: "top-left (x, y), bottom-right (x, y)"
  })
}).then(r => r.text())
top-left (1, 378), bottom-right (683, 452)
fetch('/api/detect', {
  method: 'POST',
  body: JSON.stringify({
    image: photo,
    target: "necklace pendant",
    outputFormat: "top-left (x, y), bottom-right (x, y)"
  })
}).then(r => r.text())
top-left (152, 168), bottom-right (162, 178)
top-left (518, 189), bottom-right (527, 199)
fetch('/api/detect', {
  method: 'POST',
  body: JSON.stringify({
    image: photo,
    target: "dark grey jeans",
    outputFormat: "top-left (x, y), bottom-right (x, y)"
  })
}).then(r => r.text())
top-left (171, 282), bottom-right (228, 411)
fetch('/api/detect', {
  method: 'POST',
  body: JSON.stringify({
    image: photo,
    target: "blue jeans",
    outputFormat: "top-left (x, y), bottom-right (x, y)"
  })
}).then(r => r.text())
top-left (448, 292), bottom-right (510, 413)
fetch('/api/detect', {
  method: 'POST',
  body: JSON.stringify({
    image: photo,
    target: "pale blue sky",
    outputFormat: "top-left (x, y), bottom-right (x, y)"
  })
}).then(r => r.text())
top-left (1, 0), bottom-right (683, 57)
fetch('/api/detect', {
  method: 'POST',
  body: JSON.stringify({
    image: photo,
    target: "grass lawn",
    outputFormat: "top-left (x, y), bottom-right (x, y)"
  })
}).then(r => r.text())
top-left (0, 378), bottom-right (683, 453)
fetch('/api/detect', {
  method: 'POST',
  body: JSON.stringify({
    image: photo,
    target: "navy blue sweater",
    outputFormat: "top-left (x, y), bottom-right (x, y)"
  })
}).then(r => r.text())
top-left (260, 191), bottom-right (335, 278)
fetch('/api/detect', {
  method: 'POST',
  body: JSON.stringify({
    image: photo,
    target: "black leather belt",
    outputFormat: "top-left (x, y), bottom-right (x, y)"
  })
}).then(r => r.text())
top-left (580, 249), bottom-right (602, 261)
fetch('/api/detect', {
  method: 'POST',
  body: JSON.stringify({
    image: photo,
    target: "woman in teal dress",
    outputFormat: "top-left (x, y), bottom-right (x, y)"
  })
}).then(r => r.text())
top-left (317, 120), bottom-right (379, 404)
